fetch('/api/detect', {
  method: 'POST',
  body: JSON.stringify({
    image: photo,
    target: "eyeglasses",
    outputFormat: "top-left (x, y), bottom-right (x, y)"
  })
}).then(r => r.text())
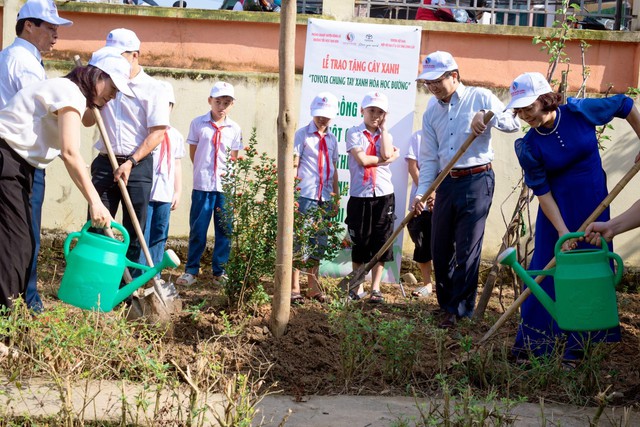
top-left (421, 73), bottom-right (452, 88)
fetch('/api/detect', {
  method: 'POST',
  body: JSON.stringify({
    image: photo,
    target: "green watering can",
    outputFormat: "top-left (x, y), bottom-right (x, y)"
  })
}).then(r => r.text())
top-left (498, 232), bottom-right (623, 332)
top-left (58, 221), bottom-right (180, 312)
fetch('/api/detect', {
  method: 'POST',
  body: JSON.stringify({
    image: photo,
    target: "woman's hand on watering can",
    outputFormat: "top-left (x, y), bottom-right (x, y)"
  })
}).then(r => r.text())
top-left (559, 229), bottom-right (578, 252)
top-left (89, 201), bottom-right (112, 229)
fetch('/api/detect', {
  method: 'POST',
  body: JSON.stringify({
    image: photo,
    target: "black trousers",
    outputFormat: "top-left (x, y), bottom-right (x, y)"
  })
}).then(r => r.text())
top-left (90, 154), bottom-right (153, 271)
top-left (0, 138), bottom-right (35, 309)
top-left (431, 169), bottom-right (494, 318)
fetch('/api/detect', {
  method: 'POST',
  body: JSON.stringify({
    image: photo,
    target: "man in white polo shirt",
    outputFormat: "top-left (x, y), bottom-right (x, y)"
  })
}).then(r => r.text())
top-left (83, 28), bottom-right (170, 273)
top-left (0, 0), bottom-right (73, 312)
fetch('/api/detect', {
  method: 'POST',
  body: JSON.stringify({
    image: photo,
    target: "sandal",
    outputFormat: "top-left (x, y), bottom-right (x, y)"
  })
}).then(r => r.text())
top-left (290, 292), bottom-right (305, 306)
top-left (176, 273), bottom-right (197, 286)
top-left (308, 292), bottom-right (330, 304)
top-left (369, 290), bottom-right (385, 304)
top-left (411, 284), bottom-right (433, 298)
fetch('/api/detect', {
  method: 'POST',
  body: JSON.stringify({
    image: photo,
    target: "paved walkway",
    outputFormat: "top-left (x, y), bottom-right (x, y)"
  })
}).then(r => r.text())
top-left (1, 378), bottom-right (638, 426)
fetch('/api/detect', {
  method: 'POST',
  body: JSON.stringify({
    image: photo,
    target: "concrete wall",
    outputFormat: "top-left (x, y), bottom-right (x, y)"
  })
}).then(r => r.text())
top-left (40, 67), bottom-right (640, 265)
top-left (3, 2), bottom-right (640, 265)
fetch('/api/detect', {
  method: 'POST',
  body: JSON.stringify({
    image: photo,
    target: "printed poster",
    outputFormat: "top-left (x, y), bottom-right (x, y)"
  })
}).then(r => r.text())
top-left (299, 19), bottom-right (422, 283)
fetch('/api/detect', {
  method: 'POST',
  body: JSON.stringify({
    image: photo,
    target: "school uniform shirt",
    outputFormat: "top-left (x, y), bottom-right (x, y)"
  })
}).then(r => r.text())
top-left (187, 113), bottom-right (243, 192)
top-left (95, 68), bottom-right (170, 156)
top-left (0, 78), bottom-right (86, 169)
top-left (0, 37), bottom-right (45, 109)
top-left (346, 123), bottom-right (394, 198)
top-left (404, 130), bottom-right (421, 203)
top-left (150, 126), bottom-right (186, 203)
top-left (417, 83), bottom-right (519, 197)
top-left (293, 121), bottom-right (339, 202)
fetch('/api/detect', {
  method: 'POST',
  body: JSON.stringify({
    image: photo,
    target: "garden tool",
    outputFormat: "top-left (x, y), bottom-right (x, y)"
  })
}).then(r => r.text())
top-left (498, 232), bottom-right (622, 331)
top-left (481, 159), bottom-right (640, 343)
top-left (339, 111), bottom-right (494, 294)
top-left (58, 221), bottom-right (180, 312)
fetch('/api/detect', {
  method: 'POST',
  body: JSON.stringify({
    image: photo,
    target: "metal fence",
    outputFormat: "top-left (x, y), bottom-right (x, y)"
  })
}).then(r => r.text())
top-left (353, 0), bottom-right (635, 30)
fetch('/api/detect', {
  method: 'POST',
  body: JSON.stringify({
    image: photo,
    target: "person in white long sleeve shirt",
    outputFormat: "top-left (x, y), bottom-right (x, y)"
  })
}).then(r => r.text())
top-left (411, 51), bottom-right (519, 328)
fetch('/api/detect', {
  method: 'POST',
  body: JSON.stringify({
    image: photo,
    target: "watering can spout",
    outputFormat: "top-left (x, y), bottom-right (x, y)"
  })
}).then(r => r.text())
top-left (498, 247), bottom-right (558, 320)
top-left (113, 249), bottom-right (181, 307)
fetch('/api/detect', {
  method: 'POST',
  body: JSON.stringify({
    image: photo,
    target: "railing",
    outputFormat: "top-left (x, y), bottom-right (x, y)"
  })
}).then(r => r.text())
top-left (353, 0), bottom-right (636, 30)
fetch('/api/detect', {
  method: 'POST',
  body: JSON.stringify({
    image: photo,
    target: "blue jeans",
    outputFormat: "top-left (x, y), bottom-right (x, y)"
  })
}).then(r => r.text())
top-left (140, 201), bottom-right (172, 278)
top-left (26, 168), bottom-right (44, 312)
top-left (185, 190), bottom-right (231, 277)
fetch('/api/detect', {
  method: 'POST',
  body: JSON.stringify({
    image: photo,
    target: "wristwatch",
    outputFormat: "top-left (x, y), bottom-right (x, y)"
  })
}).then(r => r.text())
top-left (126, 155), bottom-right (138, 168)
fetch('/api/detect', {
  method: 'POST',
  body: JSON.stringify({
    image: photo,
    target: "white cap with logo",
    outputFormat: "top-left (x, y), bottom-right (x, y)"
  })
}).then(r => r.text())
top-left (310, 92), bottom-right (338, 119)
top-left (417, 51), bottom-right (458, 81)
top-left (210, 82), bottom-right (235, 99)
top-left (105, 28), bottom-right (141, 53)
top-left (505, 72), bottom-right (553, 110)
top-left (88, 47), bottom-right (134, 97)
top-left (361, 91), bottom-right (389, 112)
top-left (17, 0), bottom-right (73, 26)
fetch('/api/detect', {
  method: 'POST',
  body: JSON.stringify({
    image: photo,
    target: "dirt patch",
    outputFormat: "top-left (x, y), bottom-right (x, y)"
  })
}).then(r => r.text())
top-left (36, 232), bottom-right (640, 411)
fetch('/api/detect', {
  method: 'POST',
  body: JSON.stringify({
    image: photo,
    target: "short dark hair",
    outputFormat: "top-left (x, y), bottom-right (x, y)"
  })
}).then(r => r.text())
top-left (537, 92), bottom-right (563, 111)
top-left (16, 18), bottom-right (44, 36)
top-left (64, 65), bottom-right (111, 110)
top-left (172, 0), bottom-right (187, 6)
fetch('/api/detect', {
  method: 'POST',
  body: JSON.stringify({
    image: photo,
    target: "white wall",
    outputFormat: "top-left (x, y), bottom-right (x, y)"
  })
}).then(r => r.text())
top-left (41, 70), bottom-right (640, 265)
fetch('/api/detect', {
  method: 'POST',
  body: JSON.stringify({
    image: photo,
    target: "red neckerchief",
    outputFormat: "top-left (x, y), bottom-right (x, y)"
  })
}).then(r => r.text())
top-left (362, 130), bottom-right (380, 187)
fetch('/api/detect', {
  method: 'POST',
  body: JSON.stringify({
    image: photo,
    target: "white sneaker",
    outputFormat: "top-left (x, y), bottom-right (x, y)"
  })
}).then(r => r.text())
top-left (176, 273), bottom-right (197, 286)
top-left (212, 274), bottom-right (228, 286)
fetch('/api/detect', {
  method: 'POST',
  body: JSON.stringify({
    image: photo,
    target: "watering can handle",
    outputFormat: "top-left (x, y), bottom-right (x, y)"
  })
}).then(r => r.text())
top-left (63, 231), bottom-right (82, 257)
top-left (608, 252), bottom-right (624, 286)
top-left (555, 231), bottom-right (608, 254)
top-left (79, 220), bottom-right (130, 247)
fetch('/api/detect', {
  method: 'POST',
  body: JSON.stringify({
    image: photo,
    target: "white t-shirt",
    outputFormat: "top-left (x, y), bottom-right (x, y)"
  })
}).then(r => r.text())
top-left (293, 120), bottom-right (339, 202)
top-left (95, 68), bottom-right (170, 156)
top-left (150, 126), bottom-right (185, 203)
top-left (346, 122), bottom-right (394, 198)
top-left (0, 38), bottom-right (45, 109)
top-left (404, 130), bottom-right (421, 205)
top-left (0, 78), bottom-right (86, 169)
top-left (187, 113), bottom-right (243, 192)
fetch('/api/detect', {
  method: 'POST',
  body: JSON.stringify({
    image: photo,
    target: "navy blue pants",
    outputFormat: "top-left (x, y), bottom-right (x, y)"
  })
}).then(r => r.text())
top-left (431, 169), bottom-right (494, 318)
top-left (26, 168), bottom-right (45, 312)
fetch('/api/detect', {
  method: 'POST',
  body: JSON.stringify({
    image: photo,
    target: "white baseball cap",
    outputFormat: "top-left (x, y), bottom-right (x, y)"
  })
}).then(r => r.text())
top-left (505, 72), bottom-right (553, 110)
top-left (17, 0), bottom-right (73, 26)
top-left (160, 81), bottom-right (176, 105)
top-left (105, 28), bottom-right (141, 53)
top-left (210, 81), bottom-right (235, 99)
top-left (361, 91), bottom-right (389, 112)
top-left (88, 48), bottom-right (134, 97)
top-left (417, 51), bottom-right (458, 81)
top-left (310, 92), bottom-right (338, 119)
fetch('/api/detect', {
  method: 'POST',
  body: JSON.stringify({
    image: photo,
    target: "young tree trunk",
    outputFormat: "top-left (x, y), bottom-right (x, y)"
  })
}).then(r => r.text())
top-left (270, 0), bottom-right (296, 338)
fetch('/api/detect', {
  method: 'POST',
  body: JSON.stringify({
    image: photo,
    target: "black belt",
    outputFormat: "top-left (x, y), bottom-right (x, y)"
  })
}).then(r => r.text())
top-left (99, 153), bottom-right (149, 165)
top-left (449, 163), bottom-right (492, 178)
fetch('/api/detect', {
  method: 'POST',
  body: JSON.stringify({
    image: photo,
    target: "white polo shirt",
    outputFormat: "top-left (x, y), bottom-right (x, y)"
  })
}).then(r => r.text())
top-left (0, 78), bottom-right (86, 169)
top-left (404, 130), bottom-right (421, 204)
top-left (187, 113), bottom-right (243, 192)
top-left (0, 37), bottom-right (46, 109)
top-left (346, 123), bottom-right (394, 198)
top-left (95, 68), bottom-right (170, 156)
top-left (293, 121), bottom-right (339, 202)
top-left (150, 126), bottom-right (186, 203)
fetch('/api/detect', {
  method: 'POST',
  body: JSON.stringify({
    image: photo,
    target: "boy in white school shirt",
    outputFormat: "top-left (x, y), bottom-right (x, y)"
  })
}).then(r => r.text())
top-left (290, 92), bottom-right (340, 305)
top-left (345, 91), bottom-right (399, 304)
top-left (139, 81), bottom-right (184, 282)
top-left (177, 82), bottom-right (243, 286)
